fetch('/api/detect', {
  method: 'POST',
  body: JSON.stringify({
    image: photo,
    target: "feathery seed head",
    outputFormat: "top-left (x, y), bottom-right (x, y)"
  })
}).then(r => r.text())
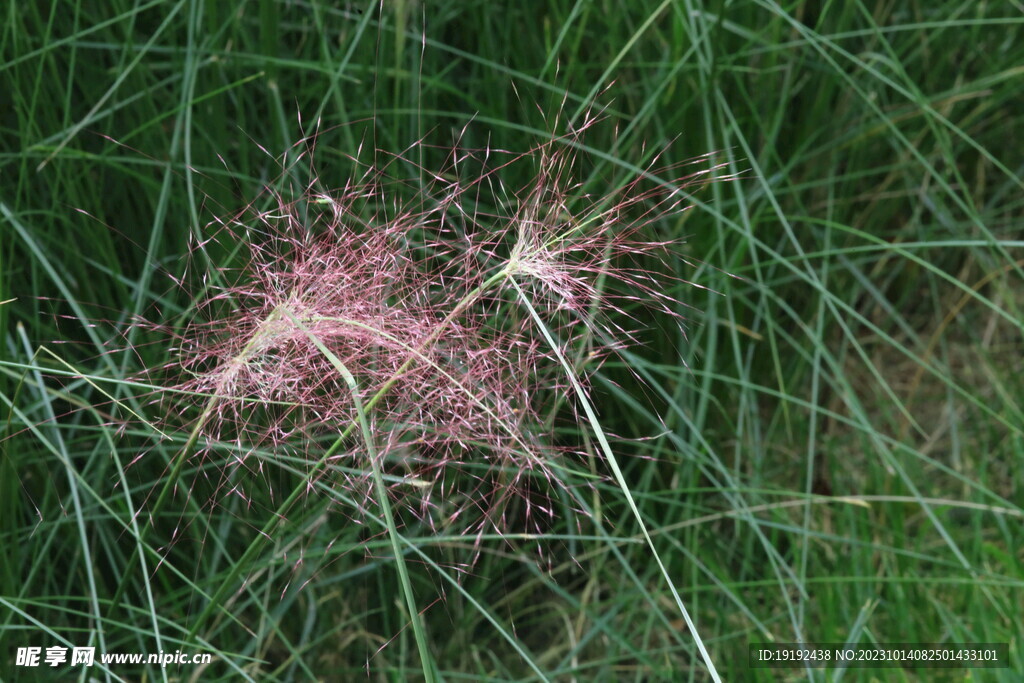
top-left (153, 124), bottom-right (721, 546)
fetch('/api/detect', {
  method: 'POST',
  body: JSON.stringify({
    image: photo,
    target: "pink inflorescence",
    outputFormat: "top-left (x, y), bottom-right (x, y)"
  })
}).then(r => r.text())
top-left (154, 125), bottom-right (720, 541)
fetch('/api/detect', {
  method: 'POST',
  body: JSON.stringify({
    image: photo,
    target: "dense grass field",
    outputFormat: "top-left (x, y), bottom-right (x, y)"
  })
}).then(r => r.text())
top-left (2, 1), bottom-right (1022, 680)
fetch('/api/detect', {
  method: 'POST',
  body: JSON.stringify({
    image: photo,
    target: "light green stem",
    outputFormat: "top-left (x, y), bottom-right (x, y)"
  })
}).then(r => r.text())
top-left (508, 275), bottom-right (721, 683)
top-left (283, 309), bottom-right (435, 683)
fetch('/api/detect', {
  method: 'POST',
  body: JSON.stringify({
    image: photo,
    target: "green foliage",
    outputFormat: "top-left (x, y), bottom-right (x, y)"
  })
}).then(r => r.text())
top-left (2, 1), bottom-right (1022, 680)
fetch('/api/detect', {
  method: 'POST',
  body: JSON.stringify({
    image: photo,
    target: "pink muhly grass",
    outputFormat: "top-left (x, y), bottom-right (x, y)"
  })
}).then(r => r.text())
top-left (148, 123), bottom-right (722, 551)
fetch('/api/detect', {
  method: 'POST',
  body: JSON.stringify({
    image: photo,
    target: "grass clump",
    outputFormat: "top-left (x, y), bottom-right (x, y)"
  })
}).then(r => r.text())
top-left (2, 1), bottom-right (1022, 680)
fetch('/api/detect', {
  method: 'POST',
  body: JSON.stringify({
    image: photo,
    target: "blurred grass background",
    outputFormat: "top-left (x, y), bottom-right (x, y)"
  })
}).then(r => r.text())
top-left (2, 1), bottom-right (1022, 680)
